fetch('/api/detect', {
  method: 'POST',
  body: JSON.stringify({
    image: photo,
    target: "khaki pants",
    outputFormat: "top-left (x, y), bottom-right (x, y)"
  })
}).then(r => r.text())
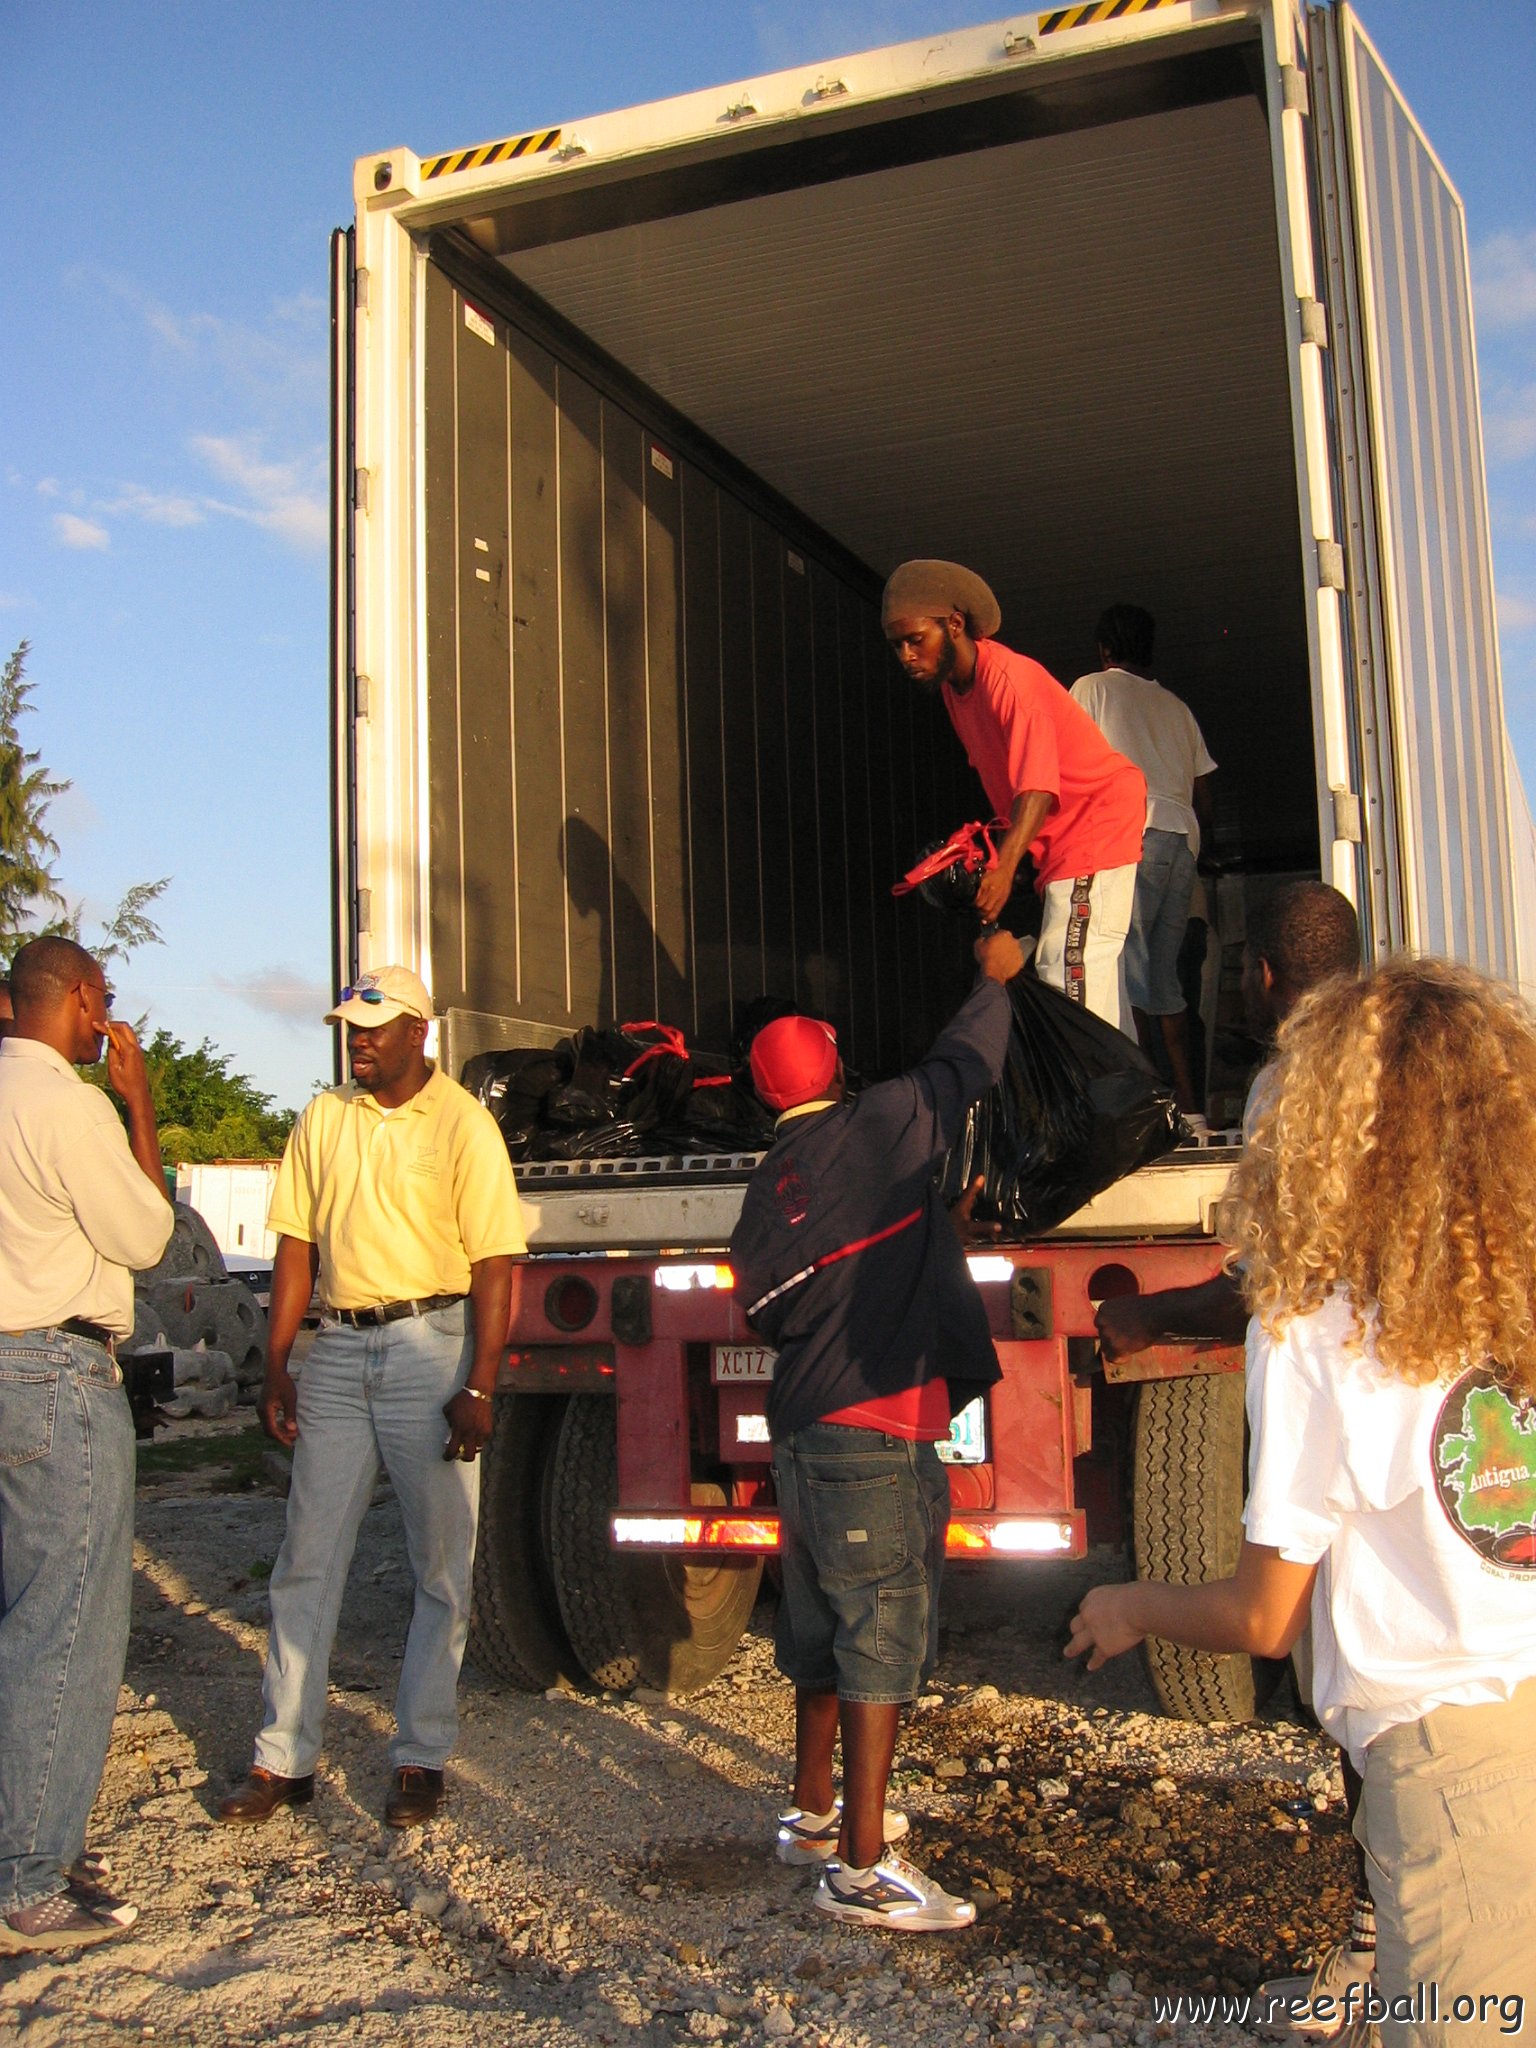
top-left (1357, 1679), bottom-right (1536, 2047)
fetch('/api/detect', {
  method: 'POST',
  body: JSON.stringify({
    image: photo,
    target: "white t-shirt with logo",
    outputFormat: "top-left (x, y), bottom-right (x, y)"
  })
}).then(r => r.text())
top-left (1069, 669), bottom-right (1216, 854)
top-left (1243, 1289), bottom-right (1536, 1770)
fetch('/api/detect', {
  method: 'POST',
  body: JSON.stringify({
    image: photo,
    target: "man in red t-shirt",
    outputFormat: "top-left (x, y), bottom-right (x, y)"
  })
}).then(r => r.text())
top-left (883, 560), bottom-right (1145, 1033)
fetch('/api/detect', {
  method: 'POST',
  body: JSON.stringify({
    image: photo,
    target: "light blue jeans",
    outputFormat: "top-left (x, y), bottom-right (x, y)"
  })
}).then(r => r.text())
top-left (254, 1302), bottom-right (479, 1777)
top-left (1126, 827), bottom-right (1198, 1015)
top-left (0, 1331), bottom-right (135, 1913)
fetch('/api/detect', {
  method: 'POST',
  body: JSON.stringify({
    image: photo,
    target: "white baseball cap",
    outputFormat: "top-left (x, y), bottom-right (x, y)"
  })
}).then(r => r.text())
top-left (325, 965), bottom-right (433, 1028)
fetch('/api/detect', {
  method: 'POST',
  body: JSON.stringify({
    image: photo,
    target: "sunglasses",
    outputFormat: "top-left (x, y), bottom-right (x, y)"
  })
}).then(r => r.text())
top-left (336, 984), bottom-right (387, 1005)
top-left (78, 980), bottom-right (115, 1011)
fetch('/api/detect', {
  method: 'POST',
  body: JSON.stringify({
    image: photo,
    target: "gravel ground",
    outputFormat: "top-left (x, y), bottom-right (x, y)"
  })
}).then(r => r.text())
top-left (0, 1420), bottom-right (1354, 2048)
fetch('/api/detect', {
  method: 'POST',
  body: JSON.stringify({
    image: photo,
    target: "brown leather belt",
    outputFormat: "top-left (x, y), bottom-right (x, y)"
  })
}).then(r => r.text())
top-left (330, 1293), bottom-right (466, 1328)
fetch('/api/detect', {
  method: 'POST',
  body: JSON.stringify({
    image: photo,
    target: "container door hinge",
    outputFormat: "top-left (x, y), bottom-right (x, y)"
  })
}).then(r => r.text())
top-left (1332, 789), bottom-right (1364, 844)
top-left (1299, 296), bottom-right (1328, 346)
top-left (353, 467), bottom-right (370, 515)
top-left (1316, 538), bottom-right (1346, 590)
top-left (1280, 63), bottom-right (1309, 115)
top-left (356, 887), bottom-right (372, 936)
top-left (353, 674), bottom-right (370, 719)
top-left (354, 266), bottom-right (369, 312)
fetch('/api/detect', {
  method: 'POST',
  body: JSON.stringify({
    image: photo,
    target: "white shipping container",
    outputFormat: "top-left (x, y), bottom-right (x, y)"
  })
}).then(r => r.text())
top-left (174, 1161), bottom-right (280, 1262)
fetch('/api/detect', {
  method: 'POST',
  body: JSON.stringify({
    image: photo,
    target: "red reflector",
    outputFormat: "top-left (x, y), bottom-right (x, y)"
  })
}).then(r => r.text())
top-left (945, 1521), bottom-right (990, 1554)
top-left (545, 1274), bottom-right (599, 1332)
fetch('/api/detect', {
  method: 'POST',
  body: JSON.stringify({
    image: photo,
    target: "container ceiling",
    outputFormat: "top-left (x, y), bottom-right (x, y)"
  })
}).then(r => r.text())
top-left (501, 80), bottom-right (1317, 864)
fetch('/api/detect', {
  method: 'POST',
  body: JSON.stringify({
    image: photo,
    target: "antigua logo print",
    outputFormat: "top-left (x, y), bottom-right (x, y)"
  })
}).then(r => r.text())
top-left (1433, 1365), bottom-right (1536, 1572)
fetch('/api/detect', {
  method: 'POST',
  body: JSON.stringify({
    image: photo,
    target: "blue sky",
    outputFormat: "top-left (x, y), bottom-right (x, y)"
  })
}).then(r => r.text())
top-left (4, 0), bottom-right (1534, 1109)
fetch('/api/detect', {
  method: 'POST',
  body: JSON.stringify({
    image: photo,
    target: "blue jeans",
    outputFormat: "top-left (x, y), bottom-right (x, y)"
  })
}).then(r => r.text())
top-left (254, 1303), bottom-right (479, 1776)
top-left (1126, 828), bottom-right (1198, 1015)
top-left (772, 1423), bottom-right (949, 1706)
top-left (0, 1331), bottom-right (135, 1914)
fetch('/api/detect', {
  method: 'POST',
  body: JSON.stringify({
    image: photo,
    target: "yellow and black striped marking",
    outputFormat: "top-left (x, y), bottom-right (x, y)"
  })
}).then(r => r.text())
top-left (1039, 0), bottom-right (1182, 33)
top-left (421, 128), bottom-right (563, 181)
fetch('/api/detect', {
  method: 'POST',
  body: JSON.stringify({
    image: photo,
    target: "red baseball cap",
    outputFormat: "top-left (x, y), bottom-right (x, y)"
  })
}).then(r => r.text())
top-left (749, 1014), bottom-right (839, 1111)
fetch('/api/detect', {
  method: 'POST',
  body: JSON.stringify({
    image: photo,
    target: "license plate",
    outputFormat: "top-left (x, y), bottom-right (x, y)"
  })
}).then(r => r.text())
top-left (937, 1396), bottom-right (987, 1466)
top-left (712, 1345), bottom-right (776, 1384)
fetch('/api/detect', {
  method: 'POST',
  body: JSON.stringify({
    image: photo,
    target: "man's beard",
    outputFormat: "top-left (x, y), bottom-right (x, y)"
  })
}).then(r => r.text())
top-left (919, 627), bottom-right (959, 694)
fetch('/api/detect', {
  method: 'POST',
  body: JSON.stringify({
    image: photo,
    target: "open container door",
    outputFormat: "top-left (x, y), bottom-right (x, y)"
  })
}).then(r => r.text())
top-left (1308, 2), bottom-right (1518, 976)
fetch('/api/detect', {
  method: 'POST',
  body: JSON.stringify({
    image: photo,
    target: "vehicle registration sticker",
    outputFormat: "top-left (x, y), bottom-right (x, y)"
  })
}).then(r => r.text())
top-left (712, 1345), bottom-right (776, 1383)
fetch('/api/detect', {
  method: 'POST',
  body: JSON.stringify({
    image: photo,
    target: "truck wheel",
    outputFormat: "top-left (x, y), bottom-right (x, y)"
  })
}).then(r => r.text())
top-left (1132, 1372), bottom-right (1278, 1723)
top-left (549, 1394), bottom-right (762, 1697)
top-left (467, 1393), bottom-right (585, 1692)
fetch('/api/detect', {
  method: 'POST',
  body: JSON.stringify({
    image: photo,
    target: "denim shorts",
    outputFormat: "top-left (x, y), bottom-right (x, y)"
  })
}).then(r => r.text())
top-left (771, 1422), bottom-right (950, 1706)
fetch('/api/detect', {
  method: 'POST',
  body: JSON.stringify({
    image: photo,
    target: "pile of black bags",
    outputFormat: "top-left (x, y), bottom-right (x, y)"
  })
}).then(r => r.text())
top-left (462, 1021), bottom-right (776, 1162)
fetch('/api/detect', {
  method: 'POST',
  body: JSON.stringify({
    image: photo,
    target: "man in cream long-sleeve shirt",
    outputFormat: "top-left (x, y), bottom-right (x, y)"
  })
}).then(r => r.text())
top-left (0, 936), bottom-right (171, 1955)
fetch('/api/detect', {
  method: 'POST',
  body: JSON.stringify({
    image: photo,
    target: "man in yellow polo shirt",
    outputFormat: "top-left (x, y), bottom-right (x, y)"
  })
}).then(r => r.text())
top-left (218, 966), bottom-right (524, 1831)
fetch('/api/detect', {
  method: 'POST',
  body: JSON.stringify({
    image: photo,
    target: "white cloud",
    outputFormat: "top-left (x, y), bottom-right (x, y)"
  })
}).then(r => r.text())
top-left (89, 271), bottom-right (325, 412)
top-left (1498, 591), bottom-right (1536, 634)
top-left (35, 476), bottom-right (61, 499)
top-left (191, 434), bottom-right (327, 554)
top-left (1484, 383), bottom-right (1536, 466)
top-left (1474, 231), bottom-right (1536, 331)
top-left (53, 512), bottom-right (110, 551)
top-left (215, 966), bottom-right (332, 1029)
top-left (0, 592), bottom-right (26, 610)
top-left (100, 483), bottom-right (205, 528)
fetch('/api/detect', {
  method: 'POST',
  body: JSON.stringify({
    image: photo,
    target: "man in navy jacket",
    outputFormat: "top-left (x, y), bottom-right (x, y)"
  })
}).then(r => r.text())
top-left (731, 928), bottom-right (1024, 1929)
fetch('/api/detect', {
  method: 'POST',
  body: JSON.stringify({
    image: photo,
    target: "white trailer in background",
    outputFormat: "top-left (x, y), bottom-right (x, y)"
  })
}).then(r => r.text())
top-left (332, 0), bottom-right (1534, 1716)
top-left (173, 1161), bottom-right (280, 1264)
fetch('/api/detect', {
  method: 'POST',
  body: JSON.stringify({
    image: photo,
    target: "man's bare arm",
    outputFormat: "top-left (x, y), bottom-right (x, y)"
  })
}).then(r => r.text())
top-left (260, 1235), bottom-right (320, 1448)
top-left (976, 790), bottom-right (1053, 922)
top-left (1095, 1273), bottom-right (1248, 1362)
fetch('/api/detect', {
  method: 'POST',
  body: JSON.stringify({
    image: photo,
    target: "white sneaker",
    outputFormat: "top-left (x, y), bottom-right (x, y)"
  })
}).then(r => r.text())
top-left (1256, 1944), bottom-right (1377, 2040)
top-left (776, 1799), bottom-right (910, 1866)
top-left (1180, 1112), bottom-right (1212, 1143)
top-left (814, 1852), bottom-right (975, 1931)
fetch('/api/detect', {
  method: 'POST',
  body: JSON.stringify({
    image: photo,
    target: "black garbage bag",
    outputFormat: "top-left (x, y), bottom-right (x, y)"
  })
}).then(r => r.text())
top-left (461, 1044), bottom-right (574, 1159)
top-left (940, 974), bottom-right (1181, 1233)
top-left (654, 1077), bottom-right (776, 1153)
top-left (545, 1026), bottom-right (632, 1128)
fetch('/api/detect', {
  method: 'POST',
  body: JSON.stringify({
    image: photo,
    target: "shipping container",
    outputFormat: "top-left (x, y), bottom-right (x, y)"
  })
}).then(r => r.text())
top-left (333, 0), bottom-right (1536, 1715)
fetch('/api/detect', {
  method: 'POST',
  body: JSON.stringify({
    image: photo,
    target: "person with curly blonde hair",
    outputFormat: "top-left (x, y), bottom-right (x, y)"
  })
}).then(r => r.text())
top-left (1068, 957), bottom-right (1536, 2044)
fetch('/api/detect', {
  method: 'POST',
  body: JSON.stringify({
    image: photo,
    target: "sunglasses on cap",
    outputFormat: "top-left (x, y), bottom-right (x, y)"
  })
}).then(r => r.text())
top-left (336, 984), bottom-right (387, 1006)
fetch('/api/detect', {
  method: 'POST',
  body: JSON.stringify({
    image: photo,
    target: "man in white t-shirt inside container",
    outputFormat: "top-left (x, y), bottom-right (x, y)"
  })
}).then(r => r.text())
top-left (1071, 605), bottom-right (1216, 1126)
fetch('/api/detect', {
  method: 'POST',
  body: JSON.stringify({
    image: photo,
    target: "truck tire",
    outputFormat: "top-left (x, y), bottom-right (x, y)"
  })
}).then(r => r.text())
top-left (1132, 1372), bottom-right (1278, 1723)
top-left (467, 1393), bottom-right (585, 1692)
top-left (549, 1393), bottom-right (762, 1697)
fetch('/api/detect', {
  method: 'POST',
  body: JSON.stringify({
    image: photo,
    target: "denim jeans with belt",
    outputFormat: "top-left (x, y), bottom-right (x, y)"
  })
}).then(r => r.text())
top-left (0, 1330), bottom-right (135, 1914)
top-left (254, 1302), bottom-right (479, 1777)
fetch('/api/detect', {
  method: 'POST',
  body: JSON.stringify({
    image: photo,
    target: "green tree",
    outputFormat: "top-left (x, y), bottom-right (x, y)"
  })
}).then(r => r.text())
top-left (139, 1029), bottom-right (298, 1166)
top-left (1, 639), bottom-right (169, 964)
top-left (0, 639), bottom-right (67, 943)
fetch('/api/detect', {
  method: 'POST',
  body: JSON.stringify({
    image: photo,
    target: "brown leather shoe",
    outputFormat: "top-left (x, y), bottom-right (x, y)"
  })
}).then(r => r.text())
top-left (385, 1766), bottom-right (444, 1829)
top-left (217, 1767), bottom-right (315, 1825)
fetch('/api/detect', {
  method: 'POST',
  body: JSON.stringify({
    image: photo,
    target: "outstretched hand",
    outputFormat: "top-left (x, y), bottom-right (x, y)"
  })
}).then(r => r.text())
top-left (1064, 1584), bottom-right (1146, 1670)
